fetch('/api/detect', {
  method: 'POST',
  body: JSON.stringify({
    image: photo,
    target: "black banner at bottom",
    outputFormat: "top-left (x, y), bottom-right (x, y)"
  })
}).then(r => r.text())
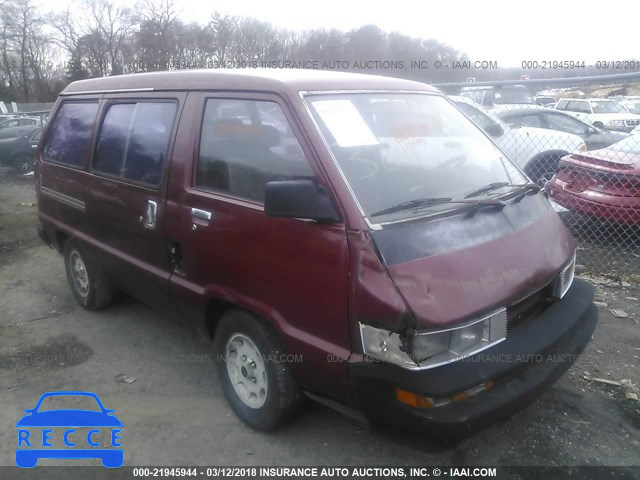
top-left (0, 466), bottom-right (638, 480)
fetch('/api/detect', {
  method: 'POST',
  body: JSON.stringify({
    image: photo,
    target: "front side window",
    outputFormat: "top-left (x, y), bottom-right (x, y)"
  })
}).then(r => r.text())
top-left (503, 113), bottom-right (544, 128)
top-left (196, 98), bottom-right (315, 202)
top-left (31, 129), bottom-right (42, 142)
top-left (43, 102), bottom-right (98, 167)
top-left (306, 93), bottom-right (527, 221)
top-left (93, 101), bottom-right (177, 186)
top-left (545, 113), bottom-right (590, 135)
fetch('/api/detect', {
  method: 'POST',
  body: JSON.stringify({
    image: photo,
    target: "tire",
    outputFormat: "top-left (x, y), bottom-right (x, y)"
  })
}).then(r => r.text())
top-left (214, 309), bottom-right (300, 430)
top-left (593, 122), bottom-right (604, 129)
top-left (13, 152), bottom-right (34, 174)
top-left (527, 154), bottom-right (561, 193)
top-left (64, 239), bottom-right (114, 310)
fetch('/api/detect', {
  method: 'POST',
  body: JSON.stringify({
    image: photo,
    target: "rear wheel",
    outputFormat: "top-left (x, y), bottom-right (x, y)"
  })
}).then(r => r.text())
top-left (527, 154), bottom-right (561, 194)
top-left (214, 309), bottom-right (300, 430)
top-left (64, 240), bottom-right (114, 310)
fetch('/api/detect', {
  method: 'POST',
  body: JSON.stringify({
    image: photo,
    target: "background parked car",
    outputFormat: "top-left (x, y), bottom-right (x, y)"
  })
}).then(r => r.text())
top-left (451, 96), bottom-right (585, 187)
top-left (534, 96), bottom-right (557, 107)
top-left (493, 105), bottom-right (628, 150)
top-left (459, 84), bottom-right (535, 108)
top-left (0, 126), bottom-right (40, 172)
top-left (548, 135), bottom-right (640, 224)
top-left (0, 116), bottom-right (38, 129)
top-left (555, 98), bottom-right (640, 132)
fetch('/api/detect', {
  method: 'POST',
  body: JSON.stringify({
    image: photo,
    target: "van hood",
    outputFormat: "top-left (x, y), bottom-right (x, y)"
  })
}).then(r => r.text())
top-left (370, 194), bottom-right (574, 330)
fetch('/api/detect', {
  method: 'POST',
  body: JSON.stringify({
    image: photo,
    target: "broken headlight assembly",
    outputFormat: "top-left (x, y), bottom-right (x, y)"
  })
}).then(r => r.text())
top-left (359, 309), bottom-right (507, 370)
top-left (553, 250), bottom-right (576, 299)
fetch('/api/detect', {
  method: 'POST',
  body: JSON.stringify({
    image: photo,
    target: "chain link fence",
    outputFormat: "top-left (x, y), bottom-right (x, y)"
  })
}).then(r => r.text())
top-left (438, 73), bottom-right (640, 279)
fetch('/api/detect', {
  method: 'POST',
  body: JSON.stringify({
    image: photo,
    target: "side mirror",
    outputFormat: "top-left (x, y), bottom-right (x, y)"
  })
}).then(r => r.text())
top-left (264, 180), bottom-right (340, 223)
top-left (485, 123), bottom-right (504, 137)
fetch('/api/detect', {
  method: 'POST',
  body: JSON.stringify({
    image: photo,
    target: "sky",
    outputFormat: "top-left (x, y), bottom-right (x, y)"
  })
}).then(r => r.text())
top-left (38, 0), bottom-right (640, 67)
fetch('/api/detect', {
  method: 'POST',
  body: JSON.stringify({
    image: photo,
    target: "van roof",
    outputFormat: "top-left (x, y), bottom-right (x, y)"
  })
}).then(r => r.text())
top-left (60, 69), bottom-right (439, 96)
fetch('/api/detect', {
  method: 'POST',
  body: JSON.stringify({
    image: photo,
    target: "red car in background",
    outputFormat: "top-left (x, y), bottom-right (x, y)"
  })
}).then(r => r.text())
top-left (549, 135), bottom-right (640, 224)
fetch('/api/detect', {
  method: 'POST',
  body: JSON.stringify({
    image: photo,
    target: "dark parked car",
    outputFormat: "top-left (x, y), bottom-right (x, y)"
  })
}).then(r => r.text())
top-left (494, 105), bottom-right (628, 150)
top-left (35, 70), bottom-right (595, 438)
top-left (549, 135), bottom-right (640, 224)
top-left (0, 126), bottom-right (40, 172)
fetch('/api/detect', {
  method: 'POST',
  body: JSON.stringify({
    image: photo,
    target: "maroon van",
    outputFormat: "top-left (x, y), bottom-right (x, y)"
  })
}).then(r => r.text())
top-left (35, 69), bottom-right (596, 438)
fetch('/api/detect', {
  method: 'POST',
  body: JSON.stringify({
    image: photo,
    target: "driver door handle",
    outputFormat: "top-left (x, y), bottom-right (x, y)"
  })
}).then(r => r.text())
top-left (191, 208), bottom-right (213, 223)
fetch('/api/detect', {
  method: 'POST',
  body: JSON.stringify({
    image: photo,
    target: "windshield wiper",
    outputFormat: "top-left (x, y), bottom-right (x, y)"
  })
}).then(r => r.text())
top-left (464, 182), bottom-right (541, 199)
top-left (370, 197), bottom-right (453, 217)
top-left (370, 196), bottom-right (505, 218)
top-left (464, 182), bottom-right (510, 198)
top-left (510, 183), bottom-right (541, 201)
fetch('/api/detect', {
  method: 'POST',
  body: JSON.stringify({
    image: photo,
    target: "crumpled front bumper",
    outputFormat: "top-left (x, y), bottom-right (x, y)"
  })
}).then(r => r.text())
top-left (349, 278), bottom-right (597, 439)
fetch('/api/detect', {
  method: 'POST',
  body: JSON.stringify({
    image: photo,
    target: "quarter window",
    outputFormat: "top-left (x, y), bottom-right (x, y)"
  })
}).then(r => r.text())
top-left (93, 102), bottom-right (177, 186)
top-left (197, 99), bottom-right (315, 202)
top-left (42, 102), bottom-right (98, 168)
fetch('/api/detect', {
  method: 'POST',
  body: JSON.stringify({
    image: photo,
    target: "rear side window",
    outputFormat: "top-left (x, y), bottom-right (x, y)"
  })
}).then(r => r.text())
top-left (93, 102), bottom-right (177, 186)
top-left (567, 101), bottom-right (590, 114)
top-left (42, 102), bottom-right (98, 168)
top-left (196, 99), bottom-right (314, 202)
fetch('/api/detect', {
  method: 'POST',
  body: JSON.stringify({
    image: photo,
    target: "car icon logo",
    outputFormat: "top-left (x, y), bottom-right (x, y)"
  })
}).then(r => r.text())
top-left (16, 391), bottom-right (123, 468)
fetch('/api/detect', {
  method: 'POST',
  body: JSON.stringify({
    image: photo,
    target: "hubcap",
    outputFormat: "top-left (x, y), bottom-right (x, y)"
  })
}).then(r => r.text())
top-left (70, 251), bottom-right (89, 297)
top-left (225, 333), bottom-right (268, 409)
top-left (18, 157), bottom-right (33, 174)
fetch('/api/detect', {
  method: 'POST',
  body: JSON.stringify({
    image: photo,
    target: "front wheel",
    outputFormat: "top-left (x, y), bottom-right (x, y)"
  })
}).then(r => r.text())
top-left (214, 310), bottom-right (301, 430)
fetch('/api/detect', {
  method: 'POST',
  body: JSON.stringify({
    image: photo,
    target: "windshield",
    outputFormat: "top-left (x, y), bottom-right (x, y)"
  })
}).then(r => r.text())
top-left (591, 101), bottom-right (626, 114)
top-left (608, 135), bottom-right (640, 154)
top-left (306, 93), bottom-right (527, 221)
top-left (623, 102), bottom-right (640, 114)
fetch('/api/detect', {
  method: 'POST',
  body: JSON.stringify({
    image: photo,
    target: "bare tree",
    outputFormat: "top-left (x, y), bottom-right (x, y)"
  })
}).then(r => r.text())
top-left (134, 0), bottom-right (180, 70)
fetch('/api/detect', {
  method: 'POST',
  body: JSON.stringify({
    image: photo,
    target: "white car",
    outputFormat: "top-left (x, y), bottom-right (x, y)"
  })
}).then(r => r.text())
top-left (554, 98), bottom-right (640, 133)
top-left (451, 96), bottom-right (585, 187)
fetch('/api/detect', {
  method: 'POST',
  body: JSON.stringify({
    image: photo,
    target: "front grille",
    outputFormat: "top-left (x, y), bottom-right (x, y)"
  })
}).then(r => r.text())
top-left (626, 119), bottom-right (640, 126)
top-left (506, 282), bottom-right (556, 333)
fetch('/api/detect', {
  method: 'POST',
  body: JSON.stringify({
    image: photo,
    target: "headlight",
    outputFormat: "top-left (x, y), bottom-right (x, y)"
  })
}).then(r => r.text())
top-left (609, 120), bottom-right (625, 126)
top-left (553, 250), bottom-right (576, 299)
top-left (360, 309), bottom-right (507, 370)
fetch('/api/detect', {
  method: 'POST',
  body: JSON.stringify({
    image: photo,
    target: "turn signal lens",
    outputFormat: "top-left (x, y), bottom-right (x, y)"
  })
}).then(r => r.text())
top-left (395, 388), bottom-right (434, 409)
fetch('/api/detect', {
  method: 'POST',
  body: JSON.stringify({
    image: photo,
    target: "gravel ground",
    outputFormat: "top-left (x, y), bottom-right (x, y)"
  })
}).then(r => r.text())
top-left (0, 168), bottom-right (638, 475)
